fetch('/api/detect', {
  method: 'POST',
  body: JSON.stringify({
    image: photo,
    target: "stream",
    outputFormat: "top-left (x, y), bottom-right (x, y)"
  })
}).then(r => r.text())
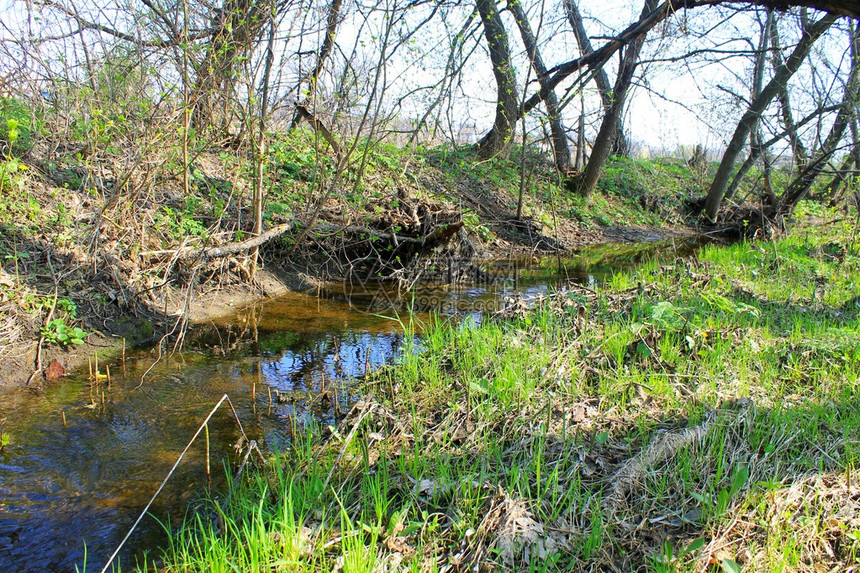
top-left (0, 238), bottom-right (703, 572)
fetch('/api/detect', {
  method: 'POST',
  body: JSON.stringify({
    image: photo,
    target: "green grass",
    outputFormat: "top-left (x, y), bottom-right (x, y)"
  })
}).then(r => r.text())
top-left (129, 219), bottom-right (860, 572)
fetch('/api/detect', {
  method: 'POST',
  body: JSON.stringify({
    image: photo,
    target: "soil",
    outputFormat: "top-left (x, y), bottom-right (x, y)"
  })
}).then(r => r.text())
top-left (0, 265), bottom-right (321, 388)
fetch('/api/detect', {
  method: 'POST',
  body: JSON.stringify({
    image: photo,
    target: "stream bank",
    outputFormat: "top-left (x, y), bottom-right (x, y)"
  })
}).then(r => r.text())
top-left (1, 136), bottom-right (709, 388)
top-left (0, 237), bottom-right (706, 572)
top-left (146, 220), bottom-right (860, 573)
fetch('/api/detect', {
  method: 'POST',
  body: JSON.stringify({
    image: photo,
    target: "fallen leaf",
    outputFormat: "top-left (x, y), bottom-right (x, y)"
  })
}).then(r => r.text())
top-left (45, 359), bottom-right (66, 382)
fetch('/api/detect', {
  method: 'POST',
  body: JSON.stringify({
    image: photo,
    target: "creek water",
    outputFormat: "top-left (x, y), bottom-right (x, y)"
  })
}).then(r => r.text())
top-left (0, 238), bottom-right (702, 572)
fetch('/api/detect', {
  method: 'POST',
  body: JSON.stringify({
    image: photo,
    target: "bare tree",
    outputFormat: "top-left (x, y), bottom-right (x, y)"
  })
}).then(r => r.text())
top-left (290, 0), bottom-right (345, 129)
top-left (508, 0), bottom-right (571, 172)
top-left (749, 8), bottom-right (777, 204)
top-left (575, 0), bottom-right (659, 198)
top-left (564, 0), bottom-right (628, 155)
top-left (779, 22), bottom-right (860, 213)
top-left (703, 11), bottom-right (837, 221)
top-left (770, 14), bottom-right (810, 166)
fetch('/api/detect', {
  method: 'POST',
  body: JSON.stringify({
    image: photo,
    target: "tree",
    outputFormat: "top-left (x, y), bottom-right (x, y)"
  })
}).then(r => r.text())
top-left (703, 11), bottom-right (837, 221)
top-left (508, 0), bottom-right (571, 172)
top-left (576, 0), bottom-right (659, 198)
top-left (289, 0), bottom-right (345, 129)
top-left (749, 8), bottom-right (777, 204)
top-left (770, 14), bottom-right (810, 166)
top-left (564, 0), bottom-right (629, 156)
top-left (778, 23), bottom-right (860, 213)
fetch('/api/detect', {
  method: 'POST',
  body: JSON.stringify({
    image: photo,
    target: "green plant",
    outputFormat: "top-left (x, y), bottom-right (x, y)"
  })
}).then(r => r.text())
top-left (155, 205), bottom-right (208, 240)
top-left (0, 153), bottom-right (26, 195)
top-left (56, 298), bottom-right (78, 318)
top-left (1, 97), bottom-right (40, 154)
top-left (693, 465), bottom-right (750, 522)
top-left (41, 318), bottom-right (88, 346)
top-left (651, 538), bottom-right (705, 572)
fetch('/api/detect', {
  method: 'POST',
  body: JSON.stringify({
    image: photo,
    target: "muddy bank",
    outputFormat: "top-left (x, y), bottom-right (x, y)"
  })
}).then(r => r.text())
top-left (0, 266), bottom-right (304, 388)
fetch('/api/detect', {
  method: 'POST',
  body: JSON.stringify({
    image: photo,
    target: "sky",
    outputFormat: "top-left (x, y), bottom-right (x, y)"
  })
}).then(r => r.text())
top-left (0, 0), bottom-right (853, 155)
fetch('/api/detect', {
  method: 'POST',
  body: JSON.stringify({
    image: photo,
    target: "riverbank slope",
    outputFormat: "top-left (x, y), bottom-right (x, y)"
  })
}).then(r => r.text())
top-left (147, 216), bottom-right (860, 572)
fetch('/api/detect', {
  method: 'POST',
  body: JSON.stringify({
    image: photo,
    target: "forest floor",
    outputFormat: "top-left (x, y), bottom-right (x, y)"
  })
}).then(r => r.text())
top-left (0, 130), bottom-right (708, 387)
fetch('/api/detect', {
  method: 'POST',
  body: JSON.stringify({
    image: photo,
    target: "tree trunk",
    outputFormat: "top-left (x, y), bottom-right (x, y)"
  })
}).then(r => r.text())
top-left (821, 153), bottom-right (854, 204)
top-left (703, 12), bottom-right (837, 221)
top-left (750, 9), bottom-right (777, 205)
top-left (508, 0), bottom-right (571, 172)
top-left (575, 106), bottom-right (586, 170)
top-left (577, 0), bottom-right (658, 198)
top-left (564, 0), bottom-right (628, 156)
top-left (289, 0), bottom-right (343, 130)
top-left (475, 0), bottom-right (519, 158)
top-left (250, 3), bottom-right (276, 279)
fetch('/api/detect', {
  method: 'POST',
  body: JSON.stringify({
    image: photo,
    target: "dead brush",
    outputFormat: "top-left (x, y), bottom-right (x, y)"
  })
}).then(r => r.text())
top-left (696, 471), bottom-right (860, 571)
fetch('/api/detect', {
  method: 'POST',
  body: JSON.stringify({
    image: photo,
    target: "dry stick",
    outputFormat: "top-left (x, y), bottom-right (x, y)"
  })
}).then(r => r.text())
top-left (294, 105), bottom-right (342, 163)
top-left (223, 395), bottom-right (249, 439)
top-left (205, 423), bottom-right (211, 482)
top-left (100, 393), bottom-right (242, 573)
top-left (136, 267), bottom-right (199, 388)
top-left (230, 440), bottom-right (267, 488)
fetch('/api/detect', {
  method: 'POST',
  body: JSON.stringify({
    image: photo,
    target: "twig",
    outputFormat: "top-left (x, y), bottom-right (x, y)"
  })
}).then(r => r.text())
top-left (100, 393), bottom-right (236, 573)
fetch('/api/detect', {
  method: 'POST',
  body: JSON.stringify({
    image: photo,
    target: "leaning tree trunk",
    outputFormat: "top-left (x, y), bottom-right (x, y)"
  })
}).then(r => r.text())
top-left (508, 0), bottom-right (571, 172)
top-left (821, 153), bottom-right (854, 204)
top-left (576, 0), bottom-right (657, 198)
top-left (475, 0), bottom-right (519, 158)
top-left (703, 12), bottom-right (837, 221)
top-left (564, 0), bottom-right (628, 156)
top-left (289, 0), bottom-right (344, 130)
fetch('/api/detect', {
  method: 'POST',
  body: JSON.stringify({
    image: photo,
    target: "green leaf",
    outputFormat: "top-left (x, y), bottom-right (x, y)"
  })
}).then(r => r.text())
top-left (730, 465), bottom-right (750, 497)
top-left (721, 558), bottom-right (742, 573)
top-left (468, 379), bottom-right (490, 394)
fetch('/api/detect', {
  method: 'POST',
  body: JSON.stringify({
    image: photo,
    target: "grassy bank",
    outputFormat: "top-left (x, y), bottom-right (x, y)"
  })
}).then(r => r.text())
top-left (131, 213), bottom-right (860, 572)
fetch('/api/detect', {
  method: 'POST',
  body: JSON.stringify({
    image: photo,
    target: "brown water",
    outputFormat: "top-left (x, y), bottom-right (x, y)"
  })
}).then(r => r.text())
top-left (0, 238), bottom-right (703, 572)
